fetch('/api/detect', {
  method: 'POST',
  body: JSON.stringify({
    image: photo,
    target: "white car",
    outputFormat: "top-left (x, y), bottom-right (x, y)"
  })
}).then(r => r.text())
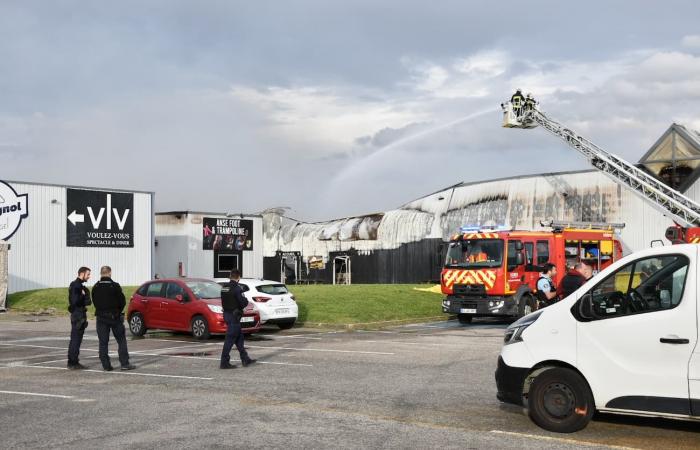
top-left (215, 278), bottom-right (298, 329)
top-left (496, 244), bottom-right (700, 433)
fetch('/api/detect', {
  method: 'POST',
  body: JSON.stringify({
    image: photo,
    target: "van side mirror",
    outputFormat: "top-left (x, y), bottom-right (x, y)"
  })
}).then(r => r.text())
top-left (578, 293), bottom-right (595, 320)
top-left (514, 241), bottom-right (524, 251)
top-left (515, 252), bottom-right (524, 265)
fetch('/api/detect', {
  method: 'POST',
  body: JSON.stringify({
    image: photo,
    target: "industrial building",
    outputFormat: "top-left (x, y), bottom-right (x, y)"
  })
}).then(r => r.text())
top-left (262, 123), bottom-right (700, 284)
top-left (155, 212), bottom-right (263, 280)
top-left (0, 180), bottom-right (154, 295)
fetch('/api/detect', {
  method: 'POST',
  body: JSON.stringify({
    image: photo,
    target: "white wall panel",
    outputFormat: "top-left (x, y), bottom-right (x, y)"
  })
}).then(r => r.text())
top-left (6, 182), bottom-right (153, 294)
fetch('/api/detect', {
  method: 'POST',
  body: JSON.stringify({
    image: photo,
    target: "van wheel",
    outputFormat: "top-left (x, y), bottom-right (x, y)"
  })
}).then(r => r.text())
top-left (528, 367), bottom-right (595, 433)
top-left (457, 314), bottom-right (473, 324)
top-left (191, 315), bottom-right (210, 340)
top-left (518, 295), bottom-right (535, 318)
top-left (129, 313), bottom-right (147, 336)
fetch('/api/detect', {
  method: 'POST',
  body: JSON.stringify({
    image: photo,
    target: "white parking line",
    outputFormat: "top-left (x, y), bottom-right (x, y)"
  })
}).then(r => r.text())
top-left (488, 430), bottom-right (639, 449)
top-left (17, 365), bottom-right (214, 380)
top-left (358, 340), bottom-right (445, 347)
top-left (66, 353), bottom-right (313, 368)
top-left (0, 342), bottom-right (314, 367)
top-left (0, 351), bottom-right (66, 363)
top-left (262, 334), bottom-right (323, 341)
top-left (245, 345), bottom-right (395, 355)
top-left (0, 390), bottom-right (76, 399)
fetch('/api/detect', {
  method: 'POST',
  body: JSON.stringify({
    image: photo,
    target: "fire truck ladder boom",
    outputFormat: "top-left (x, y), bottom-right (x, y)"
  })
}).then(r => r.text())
top-left (519, 108), bottom-right (700, 228)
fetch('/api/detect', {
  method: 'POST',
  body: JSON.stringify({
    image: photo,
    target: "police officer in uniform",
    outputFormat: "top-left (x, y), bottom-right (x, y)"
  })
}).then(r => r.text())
top-left (67, 266), bottom-right (92, 369)
top-left (536, 263), bottom-right (558, 308)
top-left (91, 266), bottom-right (135, 371)
top-left (220, 269), bottom-right (256, 369)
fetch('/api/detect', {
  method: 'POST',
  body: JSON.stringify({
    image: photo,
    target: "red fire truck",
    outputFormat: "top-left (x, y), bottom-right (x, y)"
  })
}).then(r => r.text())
top-left (441, 222), bottom-right (623, 323)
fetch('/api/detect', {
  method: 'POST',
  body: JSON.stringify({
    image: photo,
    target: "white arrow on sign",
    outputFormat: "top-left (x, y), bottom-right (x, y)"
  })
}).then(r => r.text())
top-left (68, 210), bottom-right (85, 226)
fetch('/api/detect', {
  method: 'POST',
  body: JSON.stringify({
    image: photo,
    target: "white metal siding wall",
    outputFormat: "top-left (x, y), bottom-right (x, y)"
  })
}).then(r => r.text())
top-left (7, 183), bottom-right (153, 293)
top-left (154, 213), bottom-right (263, 280)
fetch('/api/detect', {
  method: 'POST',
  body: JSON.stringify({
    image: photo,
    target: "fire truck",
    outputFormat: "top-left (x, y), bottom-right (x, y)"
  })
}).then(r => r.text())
top-left (502, 96), bottom-right (700, 244)
top-left (441, 222), bottom-right (623, 323)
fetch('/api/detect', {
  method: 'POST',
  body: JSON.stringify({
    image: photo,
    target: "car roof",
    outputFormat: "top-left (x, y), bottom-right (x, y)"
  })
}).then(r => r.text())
top-left (142, 278), bottom-right (214, 285)
top-left (239, 278), bottom-right (284, 287)
top-left (211, 278), bottom-right (285, 287)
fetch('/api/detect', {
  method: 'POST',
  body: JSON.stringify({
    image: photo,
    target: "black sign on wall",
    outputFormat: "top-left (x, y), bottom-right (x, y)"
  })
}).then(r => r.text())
top-left (213, 250), bottom-right (242, 278)
top-left (66, 189), bottom-right (134, 248)
top-left (203, 217), bottom-right (253, 251)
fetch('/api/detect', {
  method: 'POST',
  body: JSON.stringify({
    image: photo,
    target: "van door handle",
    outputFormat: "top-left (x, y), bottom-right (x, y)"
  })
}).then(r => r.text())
top-left (660, 335), bottom-right (690, 344)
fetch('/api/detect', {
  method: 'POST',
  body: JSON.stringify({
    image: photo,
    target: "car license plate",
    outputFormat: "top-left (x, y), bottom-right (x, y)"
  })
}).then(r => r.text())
top-left (460, 308), bottom-right (476, 314)
top-left (276, 308), bottom-right (290, 314)
top-left (240, 317), bottom-right (254, 323)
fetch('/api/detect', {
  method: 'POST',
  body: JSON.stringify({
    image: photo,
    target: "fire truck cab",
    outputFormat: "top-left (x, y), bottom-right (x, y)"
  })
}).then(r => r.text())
top-left (441, 222), bottom-right (623, 323)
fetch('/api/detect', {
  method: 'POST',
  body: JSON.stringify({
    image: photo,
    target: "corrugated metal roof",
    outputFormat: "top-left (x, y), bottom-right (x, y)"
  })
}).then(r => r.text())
top-left (3, 179), bottom-right (155, 194)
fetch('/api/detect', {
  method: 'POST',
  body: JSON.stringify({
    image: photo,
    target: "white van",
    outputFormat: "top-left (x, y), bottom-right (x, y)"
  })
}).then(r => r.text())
top-left (495, 243), bottom-right (700, 432)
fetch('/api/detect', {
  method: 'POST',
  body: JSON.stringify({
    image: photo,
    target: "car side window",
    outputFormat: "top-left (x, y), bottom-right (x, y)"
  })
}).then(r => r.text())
top-left (239, 284), bottom-right (250, 293)
top-left (577, 254), bottom-right (689, 321)
top-left (146, 282), bottom-right (164, 297)
top-left (165, 283), bottom-right (187, 300)
top-left (536, 241), bottom-right (549, 265)
top-left (137, 284), bottom-right (149, 296)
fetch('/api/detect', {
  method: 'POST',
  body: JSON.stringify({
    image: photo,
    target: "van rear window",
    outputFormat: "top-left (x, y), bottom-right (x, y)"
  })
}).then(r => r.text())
top-left (257, 284), bottom-right (289, 295)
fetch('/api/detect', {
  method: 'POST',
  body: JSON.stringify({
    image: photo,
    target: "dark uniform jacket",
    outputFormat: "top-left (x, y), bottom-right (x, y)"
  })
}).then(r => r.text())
top-left (511, 92), bottom-right (525, 106)
top-left (92, 277), bottom-right (126, 319)
top-left (68, 278), bottom-right (91, 313)
top-left (220, 281), bottom-right (249, 321)
top-left (558, 270), bottom-right (587, 300)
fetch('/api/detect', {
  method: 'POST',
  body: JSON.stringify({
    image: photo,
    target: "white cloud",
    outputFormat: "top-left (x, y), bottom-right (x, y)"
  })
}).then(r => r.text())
top-left (682, 34), bottom-right (700, 48)
top-left (453, 50), bottom-right (509, 78)
top-left (229, 86), bottom-right (424, 156)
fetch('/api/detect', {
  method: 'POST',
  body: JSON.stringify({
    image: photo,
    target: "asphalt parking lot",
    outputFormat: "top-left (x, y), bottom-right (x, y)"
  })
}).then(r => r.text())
top-left (0, 317), bottom-right (698, 449)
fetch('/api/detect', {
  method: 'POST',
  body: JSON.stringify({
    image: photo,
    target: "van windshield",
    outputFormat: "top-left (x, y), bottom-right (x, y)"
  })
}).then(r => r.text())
top-left (445, 239), bottom-right (503, 269)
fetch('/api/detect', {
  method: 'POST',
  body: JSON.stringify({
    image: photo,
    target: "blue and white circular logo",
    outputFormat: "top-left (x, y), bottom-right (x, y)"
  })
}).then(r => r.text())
top-left (0, 181), bottom-right (29, 241)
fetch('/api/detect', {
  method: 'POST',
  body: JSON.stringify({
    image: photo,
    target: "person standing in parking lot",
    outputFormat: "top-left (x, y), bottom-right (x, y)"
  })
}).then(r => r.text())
top-left (220, 269), bottom-right (256, 369)
top-left (67, 267), bottom-right (92, 370)
top-left (91, 266), bottom-right (135, 371)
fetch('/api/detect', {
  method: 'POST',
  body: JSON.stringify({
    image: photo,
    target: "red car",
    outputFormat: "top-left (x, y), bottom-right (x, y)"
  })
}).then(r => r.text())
top-left (127, 278), bottom-right (261, 339)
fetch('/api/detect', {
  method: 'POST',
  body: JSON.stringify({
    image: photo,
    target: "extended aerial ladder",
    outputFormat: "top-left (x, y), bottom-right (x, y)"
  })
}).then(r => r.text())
top-left (501, 98), bottom-right (700, 244)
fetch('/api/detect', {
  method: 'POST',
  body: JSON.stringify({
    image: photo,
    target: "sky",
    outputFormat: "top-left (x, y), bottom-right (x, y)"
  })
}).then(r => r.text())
top-left (2, 1), bottom-right (700, 221)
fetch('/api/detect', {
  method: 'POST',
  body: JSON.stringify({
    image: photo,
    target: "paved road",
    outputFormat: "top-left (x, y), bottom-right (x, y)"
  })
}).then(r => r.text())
top-left (0, 315), bottom-right (698, 449)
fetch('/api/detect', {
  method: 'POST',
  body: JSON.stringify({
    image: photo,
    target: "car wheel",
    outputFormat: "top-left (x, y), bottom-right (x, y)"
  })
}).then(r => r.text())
top-left (129, 312), bottom-right (147, 336)
top-left (277, 320), bottom-right (296, 330)
top-left (518, 295), bottom-right (535, 318)
top-left (527, 367), bottom-right (595, 433)
top-left (457, 314), bottom-right (473, 324)
top-left (191, 315), bottom-right (210, 340)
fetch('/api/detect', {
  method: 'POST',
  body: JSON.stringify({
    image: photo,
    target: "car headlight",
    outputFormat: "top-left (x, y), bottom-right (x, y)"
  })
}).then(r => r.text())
top-left (503, 310), bottom-right (542, 345)
top-left (207, 304), bottom-right (223, 314)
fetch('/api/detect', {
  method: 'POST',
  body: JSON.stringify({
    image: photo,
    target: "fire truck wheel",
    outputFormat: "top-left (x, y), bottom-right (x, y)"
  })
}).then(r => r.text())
top-left (518, 295), bottom-right (535, 318)
top-left (457, 314), bottom-right (473, 324)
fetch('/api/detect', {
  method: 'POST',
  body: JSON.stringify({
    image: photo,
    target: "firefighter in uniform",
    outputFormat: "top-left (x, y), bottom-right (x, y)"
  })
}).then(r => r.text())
top-left (510, 89), bottom-right (525, 117)
top-left (536, 263), bottom-right (558, 308)
top-left (524, 93), bottom-right (537, 113)
top-left (91, 266), bottom-right (135, 371)
top-left (67, 267), bottom-right (92, 369)
top-left (220, 269), bottom-right (256, 369)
